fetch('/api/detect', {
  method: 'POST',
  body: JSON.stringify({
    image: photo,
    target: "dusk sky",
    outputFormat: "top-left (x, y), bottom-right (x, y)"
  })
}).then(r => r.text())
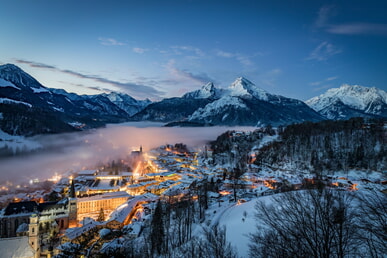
top-left (1, 0), bottom-right (386, 100)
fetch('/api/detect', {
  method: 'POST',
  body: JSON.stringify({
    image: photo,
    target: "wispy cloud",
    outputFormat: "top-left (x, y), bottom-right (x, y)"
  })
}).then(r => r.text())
top-left (15, 59), bottom-right (57, 69)
top-left (164, 59), bottom-right (214, 85)
top-left (326, 76), bottom-right (338, 81)
top-left (98, 37), bottom-right (126, 46)
top-left (315, 5), bottom-right (336, 28)
top-left (132, 47), bottom-right (148, 54)
top-left (215, 49), bottom-right (254, 66)
top-left (171, 45), bottom-right (205, 57)
top-left (215, 50), bottom-right (234, 58)
top-left (326, 23), bottom-right (387, 36)
top-left (15, 59), bottom-right (164, 99)
top-left (315, 5), bottom-right (387, 36)
top-left (313, 84), bottom-right (333, 92)
top-left (306, 41), bottom-right (342, 61)
top-left (309, 76), bottom-right (338, 91)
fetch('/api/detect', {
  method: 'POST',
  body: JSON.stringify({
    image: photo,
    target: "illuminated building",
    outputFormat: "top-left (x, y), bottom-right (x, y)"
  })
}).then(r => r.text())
top-left (76, 191), bottom-right (131, 222)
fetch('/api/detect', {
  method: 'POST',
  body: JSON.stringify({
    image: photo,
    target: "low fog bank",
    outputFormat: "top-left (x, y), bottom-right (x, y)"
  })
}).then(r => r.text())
top-left (0, 122), bottom-right (256, 184)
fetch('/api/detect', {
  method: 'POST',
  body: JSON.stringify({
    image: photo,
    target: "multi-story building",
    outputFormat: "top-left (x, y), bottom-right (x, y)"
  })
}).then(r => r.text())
top-left (76, 191), bottom-right (131, 222)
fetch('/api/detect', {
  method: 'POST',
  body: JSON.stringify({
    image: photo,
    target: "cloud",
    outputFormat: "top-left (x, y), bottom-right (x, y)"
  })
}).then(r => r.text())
top-left (315, 5), bottom-right (335, 28)
top-left (326, 23), bottom-right (387, 36)
top-left (326, 76), bottom-right (338, 81)
top-left (15, 59), bottom-right (164, 99)
top-left (164, 59), bottom-right (214, 85)
top-left (132, 47), bottom-right (148, 54)
top-left (171, 45), bottom-right (205, 57)
top-left (98, 37), bottom-right (126, 46)
top-left (215, 49), bottom-right (254, 66)
top-left (15, 59), bottom-right (57, 69)
top-left (315, 5), bottom-right (387, 36)
top-left (215, 50), bottom-right (234, 58)
top-left (313, 84), bottom-right (333, 92)
top-left (310, 76), bottom-right (338, 91)
top-left (306, 41), bottom-right (342, 61)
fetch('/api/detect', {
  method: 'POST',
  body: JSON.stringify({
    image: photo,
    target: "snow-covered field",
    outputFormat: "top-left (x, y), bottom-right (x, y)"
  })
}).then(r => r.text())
top-left (208, 196), bottom-right (273, 257)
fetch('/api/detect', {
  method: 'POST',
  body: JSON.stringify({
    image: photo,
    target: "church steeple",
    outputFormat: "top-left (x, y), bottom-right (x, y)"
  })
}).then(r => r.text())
top-left (140, 145), bottom-right (143, 153)
top-left (69, 177), bottom-right (76, 198)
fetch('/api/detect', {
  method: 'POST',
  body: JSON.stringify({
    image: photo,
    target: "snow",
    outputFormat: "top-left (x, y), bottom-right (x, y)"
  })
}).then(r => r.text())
top-left (306, 84), bottom-right (387, 112)
top-left (99, 228), bottom-right (111, 238)
top-left (31, 87), bottom-right (49, 93)
top-left (52, 106), bottom-right (64, 112)
top-left (183, 82), bottom-right (222, 99)
top-left (212, 196), bottom-right (275, 257)
top-left (0, 78), bottom-right (20, 90)
top-left (0, 97), bottom-right (32, 107)
top-left (228, 77), bottom-right (269, 101)
top-left (189, 95), bottom-right (247, 120)
top-left (0, 236), bottom-right (35, 258)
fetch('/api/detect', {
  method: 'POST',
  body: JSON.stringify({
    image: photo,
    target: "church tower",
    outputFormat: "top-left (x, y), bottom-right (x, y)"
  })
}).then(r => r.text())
top-left (29, 213), bottom-right (40, 258)
top-left (68, 177), bottom-right (78, 227)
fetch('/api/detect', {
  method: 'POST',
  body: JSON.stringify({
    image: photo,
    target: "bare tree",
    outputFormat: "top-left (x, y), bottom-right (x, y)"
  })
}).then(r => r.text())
top-left (249, 189), bottom-right (361, 258)
top-left (356, 190), bottom-right (387, 258)
top-left (201, 223), bottom-right (238, 258)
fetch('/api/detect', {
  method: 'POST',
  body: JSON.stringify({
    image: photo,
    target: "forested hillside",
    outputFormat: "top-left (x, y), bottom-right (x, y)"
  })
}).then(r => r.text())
top-left (254, 118), bottom-right (386, 173)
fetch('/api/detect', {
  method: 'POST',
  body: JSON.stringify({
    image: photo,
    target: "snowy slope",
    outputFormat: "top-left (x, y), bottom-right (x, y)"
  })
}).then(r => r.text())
top-left (183, 82), bottom-right (223, 99)
top-left (228, 77), bottom-right (269, 101)
top-left (186, 77), bottom-right (322, 126)
top-left (213, 196), bottom-right (275, 257)
top-left (103, 92), bottom-right (151, 116)
top-left (189, 95), bottom-right (247, 122)
top-left (306, 84), bottom-right (387, 119)
top-left (0, 78), bottom-right (20, 90)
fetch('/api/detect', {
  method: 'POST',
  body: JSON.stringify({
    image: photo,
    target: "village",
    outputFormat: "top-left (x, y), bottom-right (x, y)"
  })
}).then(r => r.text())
top-left (0, 142), bottom-right (385, 257)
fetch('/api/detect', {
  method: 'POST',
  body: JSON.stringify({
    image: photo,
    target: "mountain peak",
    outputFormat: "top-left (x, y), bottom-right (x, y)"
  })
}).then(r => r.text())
top-left (0, 63), bottom-right (45, 90)
top-left (306, 84), bottom-right (387, 119)
top-left (0, 63), bottom-right (23, 72)
top-left (228, 77), bottom-right (269, 101)
top-left (182, 82), bottom-right (221, 99)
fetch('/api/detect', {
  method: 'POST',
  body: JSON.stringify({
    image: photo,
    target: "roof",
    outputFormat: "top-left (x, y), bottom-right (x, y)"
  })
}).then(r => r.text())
top-left (4, 201), bottom-right (38, 216)
top-left (77, 191), bottom-right (131, 203)
top-left (65, 220), bottom-right (101, 240)
top-left (108, 197), bottom-right (147, 224)
top-left (0, 236), bottom-right (35, 258)
top-left (78, 170), bottom-right (97, 175)
top-left (3, 200), bottom-right (67, 216)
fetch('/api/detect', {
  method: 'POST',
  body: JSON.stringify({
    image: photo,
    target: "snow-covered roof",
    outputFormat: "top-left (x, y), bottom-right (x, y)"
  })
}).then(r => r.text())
top-left (77, 191), bottom-right (130, 202)
top-left (78, 170), bottom-right (97, 176)
top-left (65, 220), bottom-right (101, 240)
top-left (108, 196), bottom-right (148, 224)
top-left (0, 236), bottom-right (35, 258)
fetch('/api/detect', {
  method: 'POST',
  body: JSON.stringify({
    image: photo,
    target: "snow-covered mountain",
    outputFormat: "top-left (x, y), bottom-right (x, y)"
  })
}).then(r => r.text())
top-left (306, 84), bottom-right (387, 120)
top-left (186, 77), bottom-right (323, 126)
top-left (0, 64), bottom-right (150, 135)
top-left (136, 77), bottom-right (323, 126)
top-left (182, 82), bottom-right (223, 99)
top-left (103, 92), bottom-right (151, 116)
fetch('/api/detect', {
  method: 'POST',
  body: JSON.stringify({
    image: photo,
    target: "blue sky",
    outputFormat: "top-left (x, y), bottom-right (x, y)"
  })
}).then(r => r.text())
top-left (1, 0), bottom-right (386, 100)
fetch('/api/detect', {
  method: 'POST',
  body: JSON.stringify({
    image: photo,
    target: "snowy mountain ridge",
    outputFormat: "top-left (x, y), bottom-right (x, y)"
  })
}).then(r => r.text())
top-left (0, 63), bottom-right (151, 135)
top-left (183, 77), bottom-right (323, 126)
top-left (0, 64), bottom-right (48, 91)
top-left (306, 84), bottom-right (387, 119)
top-left (227, 77), bottom-right (269, 101)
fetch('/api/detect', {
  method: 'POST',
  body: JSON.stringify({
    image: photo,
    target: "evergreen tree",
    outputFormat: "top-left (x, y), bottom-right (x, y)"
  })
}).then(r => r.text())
top-left (151, 200), bottom-right (164, 255)
top-left (97, 208), bottom-right (105, 222)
